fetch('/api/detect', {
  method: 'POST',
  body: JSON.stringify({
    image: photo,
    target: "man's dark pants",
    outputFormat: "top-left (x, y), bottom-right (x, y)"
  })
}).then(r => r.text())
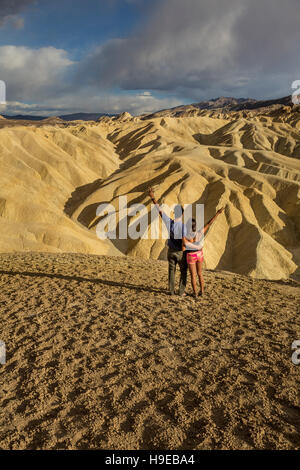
top-left (167, 248), bottom-right (187, 295)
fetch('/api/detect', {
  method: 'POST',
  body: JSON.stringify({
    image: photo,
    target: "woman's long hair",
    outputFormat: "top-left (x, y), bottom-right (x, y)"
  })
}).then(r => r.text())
top-left (187, 217), bottom-right (197, 235)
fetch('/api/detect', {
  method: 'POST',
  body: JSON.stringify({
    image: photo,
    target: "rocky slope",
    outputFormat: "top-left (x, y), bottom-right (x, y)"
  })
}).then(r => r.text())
top-left (0, 107), bottom-right (299, 279)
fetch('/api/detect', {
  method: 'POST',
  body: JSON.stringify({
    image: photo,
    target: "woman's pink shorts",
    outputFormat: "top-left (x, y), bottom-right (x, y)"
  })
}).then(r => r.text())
top-left (186, 250), bottom-right (204, 265)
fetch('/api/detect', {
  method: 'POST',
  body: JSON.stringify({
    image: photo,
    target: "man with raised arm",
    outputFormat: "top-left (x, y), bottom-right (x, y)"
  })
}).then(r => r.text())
top-left (149, 187), bottom-right (187, 296)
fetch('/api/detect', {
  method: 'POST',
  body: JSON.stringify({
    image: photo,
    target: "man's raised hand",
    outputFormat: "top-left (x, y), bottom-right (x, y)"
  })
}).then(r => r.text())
top-left (149, 187), bottom-right (155, 200)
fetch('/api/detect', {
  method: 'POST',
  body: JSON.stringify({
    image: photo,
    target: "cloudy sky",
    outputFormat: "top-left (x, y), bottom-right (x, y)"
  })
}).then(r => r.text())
top-left (0, 0), bottom-right (299, 116)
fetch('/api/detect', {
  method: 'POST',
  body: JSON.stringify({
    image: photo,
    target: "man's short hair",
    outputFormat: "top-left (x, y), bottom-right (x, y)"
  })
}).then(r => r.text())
top-left (174, 204), bottom-right (184, 219)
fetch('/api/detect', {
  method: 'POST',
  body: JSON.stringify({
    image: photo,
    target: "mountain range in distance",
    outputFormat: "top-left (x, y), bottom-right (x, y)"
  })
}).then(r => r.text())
top-left (145, 95), bottom-right (298, 119)
top-left (1, 95), bottom-right (298, 122)
top-left (2, 112), bottom-right (115, 121)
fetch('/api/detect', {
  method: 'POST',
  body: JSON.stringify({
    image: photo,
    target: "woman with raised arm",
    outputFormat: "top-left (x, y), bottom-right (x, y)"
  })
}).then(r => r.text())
top-left (183, 208), bottom-right (224, 298)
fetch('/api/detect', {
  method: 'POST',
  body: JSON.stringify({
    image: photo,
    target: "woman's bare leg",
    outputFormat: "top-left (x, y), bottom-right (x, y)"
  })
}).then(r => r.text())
top-left (188, 263), bottom-right (198, 297)
top-left (196, 261), bottom-right (204, 296)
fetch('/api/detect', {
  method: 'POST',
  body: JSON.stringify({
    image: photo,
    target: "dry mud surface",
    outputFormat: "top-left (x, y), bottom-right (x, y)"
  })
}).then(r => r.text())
top-left (0, 252), bottom-right (299, 450)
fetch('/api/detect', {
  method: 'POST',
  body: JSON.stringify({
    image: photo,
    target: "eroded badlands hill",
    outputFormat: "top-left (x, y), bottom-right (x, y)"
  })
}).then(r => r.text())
top-left (0, 108), bottom-right (299, 279)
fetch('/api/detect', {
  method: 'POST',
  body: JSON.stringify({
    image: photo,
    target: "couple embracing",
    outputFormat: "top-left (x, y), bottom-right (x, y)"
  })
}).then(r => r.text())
top-left (149, 187), bottom-right (224, 298)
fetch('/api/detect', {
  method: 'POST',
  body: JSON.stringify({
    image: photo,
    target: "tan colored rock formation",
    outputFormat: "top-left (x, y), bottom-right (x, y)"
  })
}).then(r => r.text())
top-left (0, 109), bottom-right (299, 279)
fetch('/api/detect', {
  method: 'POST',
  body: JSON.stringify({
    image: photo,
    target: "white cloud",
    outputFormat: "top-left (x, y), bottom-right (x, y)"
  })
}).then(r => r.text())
top-left (0, 46), bottom-right (74, 102)
top-left (3, 93), bottom-right (181, 116)
top-left (0, 42), bottom-right (180, 116)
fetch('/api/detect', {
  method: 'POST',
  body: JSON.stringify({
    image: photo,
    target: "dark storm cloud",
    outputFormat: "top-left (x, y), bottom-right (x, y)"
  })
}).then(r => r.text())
top-left (78, 0), bottom-right (300, 99)
top-left (0, 0), bottom-right (37, 25)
